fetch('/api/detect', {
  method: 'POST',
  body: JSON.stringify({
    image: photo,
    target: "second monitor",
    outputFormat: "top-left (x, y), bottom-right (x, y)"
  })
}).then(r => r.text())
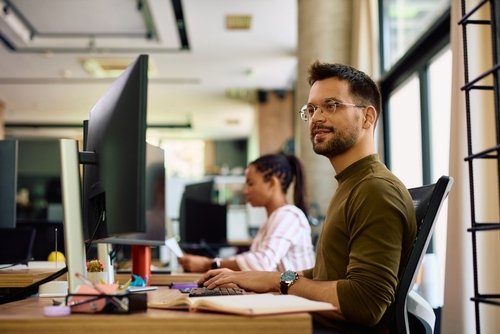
top-left (179, 180), bottom-right (227, 253)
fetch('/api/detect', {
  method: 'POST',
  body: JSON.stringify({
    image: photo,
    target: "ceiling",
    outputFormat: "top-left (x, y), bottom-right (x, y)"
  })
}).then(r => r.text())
top-left (0, 0), bottom-right (298, 141)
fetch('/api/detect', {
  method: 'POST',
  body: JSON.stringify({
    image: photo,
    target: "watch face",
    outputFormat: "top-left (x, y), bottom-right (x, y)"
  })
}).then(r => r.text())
top-left (280, 271), bottom-right (298, 295)
top-left (282, 270), bottom-right (297, 283)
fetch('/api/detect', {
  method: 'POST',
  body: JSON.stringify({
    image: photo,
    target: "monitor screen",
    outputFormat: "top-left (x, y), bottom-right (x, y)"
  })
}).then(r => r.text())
top-left (16, 220), bottom-right (65, 261)
top-left (81, 54), bottom-right (166, 246)
top-left (182, 198), bottom-right (227, 245)
top-left (178, 179), bottom-right (215, 242)
top-left (0, 140), bottom-right (18, 229)
top-left (178, 178), bottom-right (227, 247)
top-left (0, 227), bottom-right (36, 265)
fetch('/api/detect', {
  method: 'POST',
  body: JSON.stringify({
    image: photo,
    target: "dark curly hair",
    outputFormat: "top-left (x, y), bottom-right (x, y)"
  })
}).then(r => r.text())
top-left (249, 154), bottom-right (308, 216)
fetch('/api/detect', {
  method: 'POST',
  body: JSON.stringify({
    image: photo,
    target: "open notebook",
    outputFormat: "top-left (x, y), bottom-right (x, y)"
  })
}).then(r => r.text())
top-left (148, 290), bottom-right (336, 316)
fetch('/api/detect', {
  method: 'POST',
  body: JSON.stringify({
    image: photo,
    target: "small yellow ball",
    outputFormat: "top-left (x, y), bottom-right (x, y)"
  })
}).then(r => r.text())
top-left (47, 251), bottom-right (66, 262)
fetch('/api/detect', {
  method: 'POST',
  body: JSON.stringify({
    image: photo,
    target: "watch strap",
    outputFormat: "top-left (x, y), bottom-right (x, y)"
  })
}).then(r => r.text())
top-left (211, 258), bottom-right (221, 269)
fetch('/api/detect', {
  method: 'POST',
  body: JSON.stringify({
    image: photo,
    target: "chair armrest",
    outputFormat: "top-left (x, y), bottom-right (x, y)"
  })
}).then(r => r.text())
top-left (407, 290), bottom-right (436, 334)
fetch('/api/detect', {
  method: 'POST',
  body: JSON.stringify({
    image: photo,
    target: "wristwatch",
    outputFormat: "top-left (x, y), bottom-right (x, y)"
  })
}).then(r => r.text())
top-left (211, 258), bottom-right (221, 269)
top-left (280, 270), bottom-right (299, 294)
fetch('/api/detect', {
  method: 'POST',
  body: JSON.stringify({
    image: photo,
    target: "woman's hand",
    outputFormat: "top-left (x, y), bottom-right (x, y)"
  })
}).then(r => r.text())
top-left (198, 268), bottom-right (281, 293)
top-left (178, 254), bottom-right (212, 273)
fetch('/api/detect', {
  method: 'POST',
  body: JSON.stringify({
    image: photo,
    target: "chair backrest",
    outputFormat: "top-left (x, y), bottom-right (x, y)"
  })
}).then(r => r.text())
top-left (392, 175), bottom-right (453, 334)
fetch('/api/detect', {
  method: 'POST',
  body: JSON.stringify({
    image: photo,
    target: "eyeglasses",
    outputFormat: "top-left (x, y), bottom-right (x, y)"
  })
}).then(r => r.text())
top-left (298, 99), bottom-right (366, 121)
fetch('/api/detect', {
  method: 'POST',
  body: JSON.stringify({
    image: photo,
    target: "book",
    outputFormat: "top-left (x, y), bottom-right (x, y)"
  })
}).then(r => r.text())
top-left (148, 290), bottom-right (336, 316)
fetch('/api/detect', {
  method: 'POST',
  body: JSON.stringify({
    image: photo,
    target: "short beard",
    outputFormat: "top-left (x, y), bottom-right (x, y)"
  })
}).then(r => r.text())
top-left (311, 124), bottom-right (360, 159)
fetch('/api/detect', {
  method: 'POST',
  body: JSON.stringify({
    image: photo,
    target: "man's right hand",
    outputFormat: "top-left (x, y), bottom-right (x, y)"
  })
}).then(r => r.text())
top-left (198, 268), bottom-right (281, 293)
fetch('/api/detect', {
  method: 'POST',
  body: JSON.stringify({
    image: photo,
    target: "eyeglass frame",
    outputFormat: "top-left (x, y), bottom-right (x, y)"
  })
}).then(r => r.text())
top-left (298, 99), bottom-right (366, 121)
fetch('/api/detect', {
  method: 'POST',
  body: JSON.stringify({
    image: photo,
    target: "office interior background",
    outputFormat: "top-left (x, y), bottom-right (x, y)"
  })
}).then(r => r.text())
top-left (0, 0), bottom-right (499, 333)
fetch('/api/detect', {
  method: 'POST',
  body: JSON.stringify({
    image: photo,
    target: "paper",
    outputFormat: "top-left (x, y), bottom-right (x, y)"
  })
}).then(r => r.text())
top-left (166, 237), bottom-right (184, 257)
top-left (148, 292), bottom-right (336, 316)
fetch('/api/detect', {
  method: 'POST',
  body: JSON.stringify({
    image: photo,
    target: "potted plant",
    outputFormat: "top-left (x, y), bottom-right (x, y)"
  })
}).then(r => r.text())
top-left (86, 259), bottom-right (107, 284)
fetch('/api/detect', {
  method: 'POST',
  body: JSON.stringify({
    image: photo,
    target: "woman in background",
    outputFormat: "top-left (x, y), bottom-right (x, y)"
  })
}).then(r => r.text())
top-left (179, 154), bottom-right (315, 272)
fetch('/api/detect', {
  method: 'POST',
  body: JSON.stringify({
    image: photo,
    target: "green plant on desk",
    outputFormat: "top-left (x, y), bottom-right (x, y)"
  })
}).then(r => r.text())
top-left (86, 259), bottom-right (104, 272)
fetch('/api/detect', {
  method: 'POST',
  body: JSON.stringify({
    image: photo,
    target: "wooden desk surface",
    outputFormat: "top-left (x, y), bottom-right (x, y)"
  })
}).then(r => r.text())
top-left (0, 268), bottom-right (62, 288)
top-left (0, 268), bottom-right (201, 288)
top-left (0, 287), bottom-right (312, 334)
top-left (115, 272), bottom-right (202, 286)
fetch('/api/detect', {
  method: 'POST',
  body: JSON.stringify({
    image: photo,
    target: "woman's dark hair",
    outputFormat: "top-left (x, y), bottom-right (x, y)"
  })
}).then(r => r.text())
top-left (249, 154), bottom-right (308, 216)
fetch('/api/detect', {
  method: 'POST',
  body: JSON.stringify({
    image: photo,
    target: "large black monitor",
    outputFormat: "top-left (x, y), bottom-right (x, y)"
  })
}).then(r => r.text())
top-left (178, 179), bottom-right (214, 241)
top-left (81, 54), bottom-right (166, 247)
top-left (183, 198), bottom-right (227, 245)
top-left (0, 139), bottom-right (18, 229)
top-left (178, 179), bottom-right (227, 252)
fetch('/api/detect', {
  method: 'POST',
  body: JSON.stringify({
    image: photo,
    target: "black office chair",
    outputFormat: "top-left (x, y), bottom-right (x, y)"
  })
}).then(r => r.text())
top-left (391, 176), bottom-right (453, 334)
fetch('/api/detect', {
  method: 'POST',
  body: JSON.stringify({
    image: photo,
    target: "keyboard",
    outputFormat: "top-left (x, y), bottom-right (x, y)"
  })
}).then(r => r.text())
top-left (189, 287), bottom-right (246, 297)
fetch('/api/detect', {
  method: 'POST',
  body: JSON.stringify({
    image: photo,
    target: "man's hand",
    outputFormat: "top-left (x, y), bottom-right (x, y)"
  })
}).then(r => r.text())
top-left (178, 254), bottom-right (212, 273)
top-left (198, 268), bottom-right (281, 293)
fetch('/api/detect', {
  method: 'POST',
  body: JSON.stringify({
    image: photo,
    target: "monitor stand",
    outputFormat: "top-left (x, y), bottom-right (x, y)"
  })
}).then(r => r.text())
top-left (59, 139), bottom-right (87, 294)
top-left (97, 243), bottom-right (115, 284)
top-left (131, 245), bottom-right (152, 286)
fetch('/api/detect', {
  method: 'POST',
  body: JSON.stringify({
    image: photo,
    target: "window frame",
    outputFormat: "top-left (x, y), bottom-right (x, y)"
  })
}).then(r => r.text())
top-left (378, 6), bottom-right (451, 185)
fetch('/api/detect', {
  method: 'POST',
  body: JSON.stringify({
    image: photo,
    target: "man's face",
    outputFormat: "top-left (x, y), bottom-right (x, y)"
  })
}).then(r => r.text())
top-left (307, 78), bottom-right (364, 158)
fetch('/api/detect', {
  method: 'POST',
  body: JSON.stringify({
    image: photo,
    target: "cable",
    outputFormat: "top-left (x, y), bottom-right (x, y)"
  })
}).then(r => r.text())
top-left (0, 207), bottom-right (105, 305)
top-left (0, 261), bottom-right (26, 270)
top-left (0, 266), bottom-right (67, 305)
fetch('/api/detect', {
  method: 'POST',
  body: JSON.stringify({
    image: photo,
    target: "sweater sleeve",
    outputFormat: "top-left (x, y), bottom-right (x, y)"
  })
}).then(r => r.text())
top-left (336, 178), bottom-right (410, 326)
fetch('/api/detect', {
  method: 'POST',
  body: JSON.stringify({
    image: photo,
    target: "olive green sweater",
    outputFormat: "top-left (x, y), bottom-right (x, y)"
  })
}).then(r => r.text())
top-left (304, 154), bottom-right (416, 333)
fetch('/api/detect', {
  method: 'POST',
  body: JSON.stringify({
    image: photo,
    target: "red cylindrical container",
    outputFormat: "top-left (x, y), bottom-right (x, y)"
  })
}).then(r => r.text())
top-left (131, 245), bottom-right (151, 286)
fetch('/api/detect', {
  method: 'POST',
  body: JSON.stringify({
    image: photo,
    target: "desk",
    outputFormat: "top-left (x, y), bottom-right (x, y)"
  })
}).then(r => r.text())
top-left (0, 268), bottom-right (62, 288)
top-left (115, 272), bottom-right (201, 286)
top-left (0, 269), bottom-right (200, 288)
top-left (0, 288), bottom-right (312, 334)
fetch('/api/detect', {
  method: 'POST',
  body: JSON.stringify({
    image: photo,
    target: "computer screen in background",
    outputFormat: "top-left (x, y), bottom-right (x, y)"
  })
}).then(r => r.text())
top-left (0, 228), bottom-right (35, 266)
top-left (183, 198), bottom-right (227, 245)
top-left (0, 140), bottom-right (18, 230)
top-left (16, 220), bottom-right (65, 261)
top-left (178, 179), bottom-right (215, 243)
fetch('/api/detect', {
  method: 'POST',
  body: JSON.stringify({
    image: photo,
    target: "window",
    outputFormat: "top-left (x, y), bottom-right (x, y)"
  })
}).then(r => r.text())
top-left (380, 6), bottom-right (450, 186)
top-left (428, 48), bottom-right (452, 181)
top-left (381, 0), bottom-right (450, 70)
top-left (387, 74), bottom-right (422, 187)
top-left (161, 139), bottom-right (205, 178)
top-left (379, 1), bottom-right (452, 308)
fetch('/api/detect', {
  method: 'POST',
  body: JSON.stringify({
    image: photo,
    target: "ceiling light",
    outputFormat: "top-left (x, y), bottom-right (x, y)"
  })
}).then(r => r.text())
top-left (225, 15), bottom-right (252, 30)
top-left (225, 118), bottom-right (240, 126)
top-left (80, 57), bottom-right (156, 78)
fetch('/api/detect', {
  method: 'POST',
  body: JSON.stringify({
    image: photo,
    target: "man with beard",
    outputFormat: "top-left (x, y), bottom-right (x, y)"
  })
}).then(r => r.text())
top-left (197, 62), bottom-right (417, 334)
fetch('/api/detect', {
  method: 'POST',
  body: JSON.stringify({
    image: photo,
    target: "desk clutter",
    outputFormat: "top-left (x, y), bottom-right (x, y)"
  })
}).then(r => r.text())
top-left (66, 286), bottom-right (147, 314)
top-left (42, 272), bottom-right (148, 316)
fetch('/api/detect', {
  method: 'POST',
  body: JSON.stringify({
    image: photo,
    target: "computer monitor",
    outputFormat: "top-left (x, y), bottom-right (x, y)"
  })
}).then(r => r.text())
top-left (0, 140), bottom-right (18, 229)
top-left (16, 220), bottom-right (65, 261)
top-left (178, 179), bottom-right (215, 242)
top-left (177, 179), bottom-right (227, 256)
top-left (0, 227), bottom-right (36, 266)
top-left (183, 198), bottom-right (227, 245)
top-left (81, 54), bottom-right (166, 247)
